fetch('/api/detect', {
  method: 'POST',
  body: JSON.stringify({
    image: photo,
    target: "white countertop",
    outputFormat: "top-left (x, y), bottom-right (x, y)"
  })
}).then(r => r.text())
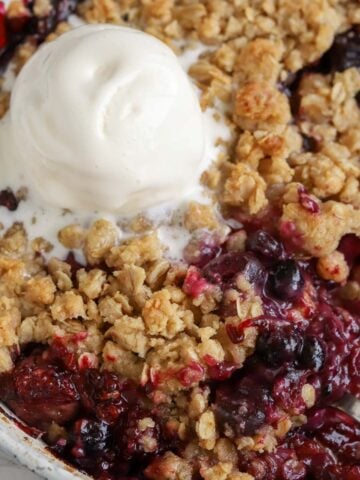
top-left (0, 450), bottom-right (41, 479)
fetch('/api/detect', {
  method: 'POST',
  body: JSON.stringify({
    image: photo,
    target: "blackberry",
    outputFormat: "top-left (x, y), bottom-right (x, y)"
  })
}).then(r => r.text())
top-left (267, 259), bottom-right (304, 301)
top-left (320, 26), bottom-right (360, 73)
top-left (256, 328), bottom-right (303, 367)
top-left (246, 230), bottom-right (284, 259)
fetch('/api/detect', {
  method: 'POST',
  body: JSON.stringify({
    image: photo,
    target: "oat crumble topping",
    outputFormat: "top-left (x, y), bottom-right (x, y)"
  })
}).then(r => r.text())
top-left (0, 0), bottom-right (359, 479)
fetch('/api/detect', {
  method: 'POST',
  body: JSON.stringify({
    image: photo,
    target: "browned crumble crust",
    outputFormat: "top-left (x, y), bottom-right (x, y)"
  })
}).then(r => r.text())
top-left (0, 0), bottom-right (359, 477)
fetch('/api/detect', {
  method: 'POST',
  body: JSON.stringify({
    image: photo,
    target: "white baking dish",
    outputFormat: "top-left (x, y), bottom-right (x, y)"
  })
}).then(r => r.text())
top-left (0, 403), bottom-right (90, 480)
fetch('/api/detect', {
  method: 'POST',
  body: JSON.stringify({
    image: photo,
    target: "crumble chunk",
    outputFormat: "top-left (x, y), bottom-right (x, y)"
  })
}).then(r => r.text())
top-left (0, 223), bottom-right (27, 257)
top-left (47, 258), bottom-right (73, 291)
top-left (50, 291), bottom-right (87, 322)
top-left (290, 142), bottom-right (360, 202)
top-left (236, 128), bottom-right (301, 170)
top-left (196, 410), bottom-right (217, 450)
top-left (145, 451), bottom-right (193, 480)
top-left (0, 298), bottom-right (21, 348)
top-left (225, 230), bottom-right (247, 253)
top-left (301, 384), bottom-right (316, 409)
top-left (0, 257), bottom-right (26, 297)
top-left (24, 275), bottom-right (56, 305)
top-left (189, 387), bottom-right (210, 419)
top-left (233, 81), bottom-right (291, 131)
top-left (316, 251), bottom-right (350, 283)
top-left (184, 202), bottom-right (220, 232)
top-left (281, 199), bottom-right (360, 256)
top-left (146, 259), bottom-right (170, 289)
top-left (106, 315), bottom-right (149, 357)
top-left (142, 289), bottom-right (189, 339)
top-left (6, 0), bottom-right (29, 20)
top-left (58, 224), bottom-right (86, 249)
top-left (291, 151), bottom-right (347, 199)
top-left (146, 334), bottom-right (201, 388)
top-left (102, 340), bottom-right (144, 381)
top-left (33, 0), bottom-right (52, 17)
top-left (340, 176), bottom-right (360, 208)
top-left (234, 39), bottom-right (284, 85)
top-left (45, 22), bottom-right (72, 43)
top-left (223, 163), bottom-right (268, 214)
top-left (106, 233), bottom-right (162, 268)
top-left (228, 475), bottom-right (254, 480)
top-left (98, 292), bottom-right (132, 323)
top-left (197, 339), bottom-right (224, 364)
top-left (84, 219), bottom-right (119, 265)
top-left (18, 313), bottom-right (58, 345)
top-left (200, 462), bottom-right (232, 480)
top-left (78, 0), bottom-right (122, 24)
top-left (298, 68), bottom-right (360, 140)
top-left (13, 41), bottom-right (37, 74)
top-left (77, 269), bottom-right (106, 299)
top-left (114, 264), bottom-right (146, 298)
top-left (0, 347), bottom-right (14, 373)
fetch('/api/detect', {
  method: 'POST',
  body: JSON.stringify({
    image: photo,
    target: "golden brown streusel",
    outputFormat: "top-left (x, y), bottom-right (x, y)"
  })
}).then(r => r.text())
top-left (143, 288), bottom-right (189, 339)
top-left (316, 251), bottom-right (350, 283)
top-left (0, 216), bottom-right (261, 404)
top-left (225, 230), bottom-right (247, 253)
top-left (234, 39), bottom-right (284, 85)
top-left (50, 290), bottom-right (87, 322)
top-left (223, 163), bottom-right (268, 214)
top-left (233, 81), bottom-right (291, 131)
top-left (301, 384), bottom-right (316, 409)
top-left (196, 410), bottom-right (217, 450)
top-left (106, 233), bottom-right (162, 269)
top-left (298, 68), bottom-right (360, 139)
top-left (106, 315), bottom-right (149, 357)
top-left (200, 462), bottom-right (233, 480)
top-left (77, 268), bottom-right (107, 299)
top-left (184, 202), bottom-right (220, 232)
top-left (58, 224), bottom-right (87, 249)
top-left (84, 218), bottom-right (119, 265)
top-left (228, 474), bottom-right (254, 480)
top-left (33, 0), bottom-right (52, 17)
top-left (0, 347), bottom-right (14, 372)
top-left (47, 257), bottom-right (73, 291)
top-left (281, 198), bottom-right (360, 256)
top-left (144, 451), bottom-right (193, 480)
top-left (6, 0), bottom-right (29, 19)
top-left (24, 275), bottom-right (56, 305)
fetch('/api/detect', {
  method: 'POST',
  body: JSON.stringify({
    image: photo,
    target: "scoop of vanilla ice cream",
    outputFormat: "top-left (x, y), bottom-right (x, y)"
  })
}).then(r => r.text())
top-left (10, 24), bottom-right (205, 213)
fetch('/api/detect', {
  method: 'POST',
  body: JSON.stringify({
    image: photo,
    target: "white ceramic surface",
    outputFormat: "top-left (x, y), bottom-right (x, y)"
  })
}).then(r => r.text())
top-left (0, 404), bottom-right (90, 480)
top-left (0, 450), bottom-right (41, 479)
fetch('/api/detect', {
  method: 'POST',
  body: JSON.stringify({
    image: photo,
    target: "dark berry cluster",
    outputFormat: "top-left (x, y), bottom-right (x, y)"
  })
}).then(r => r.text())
top-left (0, 340), bottom-right (165, 479)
